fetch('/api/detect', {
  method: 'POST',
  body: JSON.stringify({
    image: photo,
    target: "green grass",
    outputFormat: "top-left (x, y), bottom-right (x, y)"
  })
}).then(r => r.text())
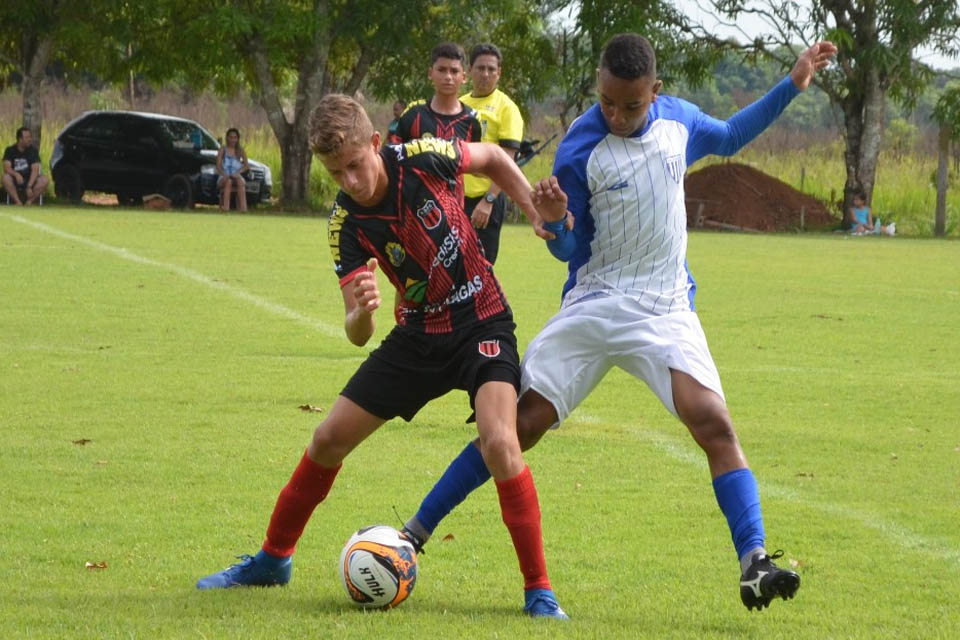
top-left (2, 206), bottom-right (959, 639)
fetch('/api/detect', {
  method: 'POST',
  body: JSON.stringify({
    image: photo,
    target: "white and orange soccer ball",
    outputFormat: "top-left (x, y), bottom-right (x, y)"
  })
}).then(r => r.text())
top-left (339, 525), bottom-right (418, 609)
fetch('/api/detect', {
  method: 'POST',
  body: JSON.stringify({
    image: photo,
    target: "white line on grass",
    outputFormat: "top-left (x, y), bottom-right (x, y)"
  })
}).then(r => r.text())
top-left (567, 411), bottom-right (960, 567)
top-left (4, 213), bottom-right (343, 338)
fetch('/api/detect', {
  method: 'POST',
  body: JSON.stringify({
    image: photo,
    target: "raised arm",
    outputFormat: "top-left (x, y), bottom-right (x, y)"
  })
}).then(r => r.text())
top-left (687, 41), bottom-right (836, 165)
top-left (466, 142), bottom-right (565, 237)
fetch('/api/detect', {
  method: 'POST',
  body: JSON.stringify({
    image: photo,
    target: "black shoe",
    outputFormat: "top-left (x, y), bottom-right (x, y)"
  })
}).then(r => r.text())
top-left (399, 526), bottom-right (426, 555)
top-left (739, 550), bottom-right (800, 611)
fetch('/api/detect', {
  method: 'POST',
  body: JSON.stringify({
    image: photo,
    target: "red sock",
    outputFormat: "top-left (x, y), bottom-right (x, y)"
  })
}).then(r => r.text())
top-left (495, 466), bottom-right (551, 591)
top-left (262, 450), bottom-right (341, 557)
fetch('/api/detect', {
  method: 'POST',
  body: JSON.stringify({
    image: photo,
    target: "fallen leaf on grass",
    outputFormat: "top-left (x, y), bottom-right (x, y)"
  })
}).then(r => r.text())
top-left (95, 460), bottom-right (108, 465)
top-left (795, 472), bottom-right (814, 479)
top-left (442, 534), bottom-right (455, 542)
top-left (890, 453), bottom-right (898, 460)
top-left (72, 439), bottom-right (93, 446)
top-left (575, 482), bottom-right (583, 490)
top-left (85, 561), bottom-right (108, 570)
top-left (788, 558), bottom-right (805, 569)
top-left (299, 404), bottom-right (324, 413)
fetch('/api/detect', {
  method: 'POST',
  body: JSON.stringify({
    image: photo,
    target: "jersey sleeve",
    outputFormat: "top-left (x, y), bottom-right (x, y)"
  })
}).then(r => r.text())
top-left (498, 100), bottom-right (524, 149)
top-left (327, 203), bottom-right (368, 287)
top-left (396, 137), bottom-right (470, 180)
top-left (686, 76), bottom-right (800, 165)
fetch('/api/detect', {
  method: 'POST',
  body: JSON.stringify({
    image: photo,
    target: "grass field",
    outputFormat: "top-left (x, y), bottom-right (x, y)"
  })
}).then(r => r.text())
top-left (2, 206), bottom-right (959, 639)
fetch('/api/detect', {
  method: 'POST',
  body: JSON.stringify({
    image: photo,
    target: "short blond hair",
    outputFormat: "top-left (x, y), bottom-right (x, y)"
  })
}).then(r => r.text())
top-left (309, 93), bottom-right (374, 156)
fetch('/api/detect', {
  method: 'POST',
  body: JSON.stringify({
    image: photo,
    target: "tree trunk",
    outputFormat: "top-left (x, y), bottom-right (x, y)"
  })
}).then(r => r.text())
top-left (279, 137), bottom-right (313, 206)
top-left (20, 34), bottom-right (55, 147)
top-left (935, 124), bottom-right (949, 237)
top-left (839, 71), bottom-right (885, 218)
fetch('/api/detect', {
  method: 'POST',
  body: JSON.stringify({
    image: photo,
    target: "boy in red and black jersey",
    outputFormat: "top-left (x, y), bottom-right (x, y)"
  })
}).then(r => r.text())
top-left (388, 42), bottom-right (481, 146)
top-left (196, 93), bottom-right (569, 619)
top-left (329, 136), bottom-right (504, 334)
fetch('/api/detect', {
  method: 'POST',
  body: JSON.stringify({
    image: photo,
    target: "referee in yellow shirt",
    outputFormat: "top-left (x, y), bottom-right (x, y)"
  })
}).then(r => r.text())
top-left (462, 43), bottom-right (524, 265)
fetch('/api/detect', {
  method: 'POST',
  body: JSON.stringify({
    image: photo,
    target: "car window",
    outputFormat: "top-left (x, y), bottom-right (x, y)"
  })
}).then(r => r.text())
top-left (71, 116), bottom-right (122, 142)
top-left (153, 120), bottom-right (218, 151)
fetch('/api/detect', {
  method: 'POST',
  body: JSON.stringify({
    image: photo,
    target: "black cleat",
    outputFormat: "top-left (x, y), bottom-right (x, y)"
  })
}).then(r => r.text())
top-left (739, 550), bottom-right (800, 611)
top-left (399, 526), bottom-right (426, 555)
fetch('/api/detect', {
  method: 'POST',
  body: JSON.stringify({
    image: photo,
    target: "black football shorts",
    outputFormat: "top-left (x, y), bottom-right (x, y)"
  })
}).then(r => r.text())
top-left (340, 311), bottom-right (520, 421)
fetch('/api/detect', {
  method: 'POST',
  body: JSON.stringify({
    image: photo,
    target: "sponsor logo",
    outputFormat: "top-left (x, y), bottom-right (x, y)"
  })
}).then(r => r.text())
top-left (431, 226), bottom-right (461, 269)
top-left (404, 278), bottom-right (428, 303)
top-left (417, 199), bottom-right (442, 229)
top-left (665, 154), bottom-right (684, 184)
top-left (419, 275), bottom-right (484, 314)
top-left (327, 203), bottom-right (348, 265)
top-left (607, 179), bottom-right (629, 191)
top-left (385, 242), bottom-right (405, 267)
top-left (358, 566), bottom-right (386, 597)
top-left (478, 340), bottom-right (501, 357)
top-left (403, 138), bottom-right (456, 160)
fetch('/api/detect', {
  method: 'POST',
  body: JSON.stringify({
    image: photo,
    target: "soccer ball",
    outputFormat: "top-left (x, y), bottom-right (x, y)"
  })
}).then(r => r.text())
top-left (339, 525), bottom-right (418, 609)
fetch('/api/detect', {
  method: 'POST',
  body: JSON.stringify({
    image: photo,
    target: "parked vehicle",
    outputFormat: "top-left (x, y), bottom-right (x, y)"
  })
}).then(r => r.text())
top-left (49, 111), bottom-right (272, 208)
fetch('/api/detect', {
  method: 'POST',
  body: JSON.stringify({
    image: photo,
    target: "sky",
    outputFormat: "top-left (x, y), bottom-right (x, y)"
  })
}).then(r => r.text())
top-left (674, 0), bottom-right (959, 71)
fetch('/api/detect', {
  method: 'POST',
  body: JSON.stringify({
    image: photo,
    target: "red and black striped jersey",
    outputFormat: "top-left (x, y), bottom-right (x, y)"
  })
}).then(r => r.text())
top-left (328, 138), bottom-right (508, 334)
top-left (389, 100), bottom-right (482, 145)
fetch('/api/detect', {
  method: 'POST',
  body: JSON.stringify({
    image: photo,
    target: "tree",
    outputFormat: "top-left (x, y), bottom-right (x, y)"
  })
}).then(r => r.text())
top-left (154, 0), bottom-right (553, 207)
top-left (0, 1), bottom-right (156, 146)
top-left (688, 0), bottom-right (960, 213)
top-left (545, 0), bottom-right (721, 127)
top-left (931, 83), bottom-right (960, 235)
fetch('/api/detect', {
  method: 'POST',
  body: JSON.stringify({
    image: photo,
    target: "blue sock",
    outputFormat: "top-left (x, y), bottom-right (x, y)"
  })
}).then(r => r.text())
top-left (411, 442), bottom-right (491, 535)
top-left (712, 468), bottom-right (765, 561)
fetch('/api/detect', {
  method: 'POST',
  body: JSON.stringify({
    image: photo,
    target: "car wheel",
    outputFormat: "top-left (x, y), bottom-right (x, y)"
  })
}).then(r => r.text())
top-left (117, 191), bottom-right (142, 207)
top-left (163, 174), bottom-right (194, 209)
top-left (53, 164), bottom-right (84, 203)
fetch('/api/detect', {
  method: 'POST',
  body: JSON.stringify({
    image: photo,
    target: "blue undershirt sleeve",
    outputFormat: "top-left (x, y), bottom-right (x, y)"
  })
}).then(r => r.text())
top-left (687, 75), bottom-right (800, 165)
top-left (544, 217), bottom-right (576, 261)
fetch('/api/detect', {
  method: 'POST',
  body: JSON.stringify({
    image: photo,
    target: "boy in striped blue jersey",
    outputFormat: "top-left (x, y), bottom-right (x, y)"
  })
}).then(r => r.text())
top-left (402, 33), bottom-right (837, 612)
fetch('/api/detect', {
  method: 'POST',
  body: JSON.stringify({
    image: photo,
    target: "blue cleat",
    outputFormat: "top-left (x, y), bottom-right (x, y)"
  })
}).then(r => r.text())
top-left (524, 588), bottom-right (570, 620)
top-left (196, 549), bottom-right (292, 590)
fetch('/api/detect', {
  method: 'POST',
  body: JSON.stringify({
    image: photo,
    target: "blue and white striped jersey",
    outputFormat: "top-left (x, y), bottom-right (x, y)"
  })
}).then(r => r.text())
top-left (551, 75), bottom-right (800, 314)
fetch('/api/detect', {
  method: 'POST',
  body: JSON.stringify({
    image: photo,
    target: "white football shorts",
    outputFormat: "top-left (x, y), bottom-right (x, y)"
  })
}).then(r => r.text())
top-left (520, 294), bottom-right (724, 426)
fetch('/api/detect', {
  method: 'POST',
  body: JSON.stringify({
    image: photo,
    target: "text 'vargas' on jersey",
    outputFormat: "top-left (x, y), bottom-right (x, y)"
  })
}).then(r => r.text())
top-left (328, 138), bottom-right (508, 334)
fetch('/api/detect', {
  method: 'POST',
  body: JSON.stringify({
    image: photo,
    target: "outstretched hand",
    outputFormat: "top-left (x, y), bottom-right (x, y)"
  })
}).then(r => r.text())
top-left (791, 41), bottom-right (837, 91)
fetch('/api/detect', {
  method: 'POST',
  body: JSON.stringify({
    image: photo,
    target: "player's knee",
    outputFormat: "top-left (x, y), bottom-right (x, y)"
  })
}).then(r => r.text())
top-left (517, 410), bottom-right (550, 451)
top-left (308, 423), bottom-right (349, 466)
top-left (478, 425), bottom-right (520, 462)
top-left (688, 407), bottom-right (738, 452)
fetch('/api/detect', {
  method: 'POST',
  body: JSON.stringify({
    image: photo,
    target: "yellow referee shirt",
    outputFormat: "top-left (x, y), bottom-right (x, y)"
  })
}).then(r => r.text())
top-left (461, 89), bottom-right (523, 198)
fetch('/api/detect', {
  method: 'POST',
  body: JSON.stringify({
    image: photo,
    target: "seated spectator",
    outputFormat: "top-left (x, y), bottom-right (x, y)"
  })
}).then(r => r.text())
top-left (849, 191), bottom-right (895, 236)
top-left (3, 127), bottom-right (48, 205)
top-left (217, 128), bottom-right (250, 212)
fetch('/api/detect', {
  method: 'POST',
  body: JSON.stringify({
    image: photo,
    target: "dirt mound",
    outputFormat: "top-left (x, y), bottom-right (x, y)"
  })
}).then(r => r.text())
top-left (685, 162), bottom-right (836, 232)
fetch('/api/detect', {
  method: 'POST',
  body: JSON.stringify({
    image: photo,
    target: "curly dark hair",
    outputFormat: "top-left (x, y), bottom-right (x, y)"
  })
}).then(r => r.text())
top-left (600, 33), bottom-right (656, 80)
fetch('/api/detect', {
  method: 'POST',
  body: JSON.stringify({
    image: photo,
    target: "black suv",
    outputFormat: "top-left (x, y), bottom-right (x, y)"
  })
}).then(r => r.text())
top-left (50, 111), bottom-right (272, 208)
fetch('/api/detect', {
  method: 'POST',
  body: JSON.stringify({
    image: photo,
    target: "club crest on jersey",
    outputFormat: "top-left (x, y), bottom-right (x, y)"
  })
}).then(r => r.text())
top-left (385, 242), bottom-right (406, 267)
top-left (478, 340), bottom-right (501, 358)
top-left (417, 199), bottom-right (442, 229)
top-left (665, 154), bottom-right (684, 184)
